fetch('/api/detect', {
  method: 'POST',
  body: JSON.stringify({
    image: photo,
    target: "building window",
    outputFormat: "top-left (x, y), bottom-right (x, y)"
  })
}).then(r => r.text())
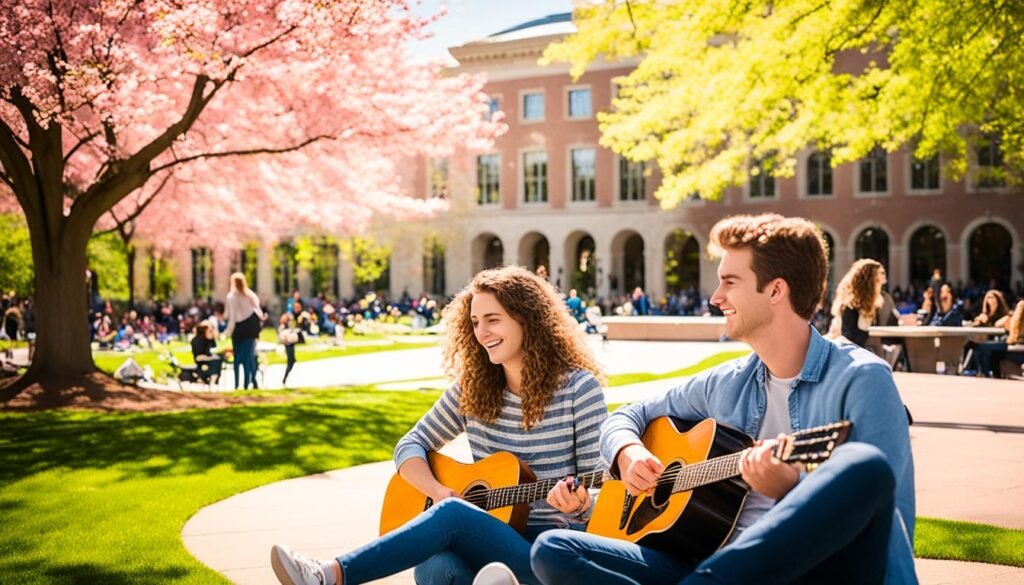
top-left (273, 241), bottom-right (298, 297)
top-left (476, 154), bottom-right (500, 205)
top-left (522, 92), bottom-right (544, 121)
top-left (910, 154), bottom-right (940, 191)
top-left (859, 147), bottom-right (888, 193)
top-left (230, 243), bottom-right (259, 290)
top-left (571, 148), bottom-right (596, 202)
top-left (749, 161), bottom-right (775, 199)
top-left (619, 158), bottom-right (646, 201)
top-left (568, 88), bottom-right (592, 118)
top-left (429, 158), bottom-right (448, 199)
top-left (523, 151), bottom-right (548, 203)
top-left (977, 137), bottom-right (1006, 188)
top-left (487, 97), bottom-right (501, 121)
top-left (807, 151), bottom-right (833, 196)
top-left (191, 247), bottom-right (214, 300)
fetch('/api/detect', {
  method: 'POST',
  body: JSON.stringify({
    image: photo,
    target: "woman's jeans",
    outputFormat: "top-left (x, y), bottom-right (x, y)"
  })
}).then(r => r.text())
top-left (974, 341), bottom-right (1008, 378)
top-left (531, 443), bottom-right (895, 585)
top-left (232, 336), bottom-right (258, 389)
top-left (337, 498), bottom-right (572, 585)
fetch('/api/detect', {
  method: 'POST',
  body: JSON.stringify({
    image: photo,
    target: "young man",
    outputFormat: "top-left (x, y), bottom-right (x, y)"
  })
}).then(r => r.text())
top-left (531, 214), bottom-right (916, 584)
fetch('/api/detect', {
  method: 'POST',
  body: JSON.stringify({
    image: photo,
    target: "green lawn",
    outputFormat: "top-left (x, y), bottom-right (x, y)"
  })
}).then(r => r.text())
top-left (93, 329), bottom-right (441, 381)
top-left (1, 380), bottom-right (1020, 584)
top-left (0, 388), bottom-right (441, 584)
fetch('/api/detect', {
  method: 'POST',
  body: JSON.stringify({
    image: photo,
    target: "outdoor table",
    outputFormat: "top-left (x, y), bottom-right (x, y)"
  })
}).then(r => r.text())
top-left (868, 326), bottom-right (1005, 374)
top-left (602, 316), bottom-right (727, 341)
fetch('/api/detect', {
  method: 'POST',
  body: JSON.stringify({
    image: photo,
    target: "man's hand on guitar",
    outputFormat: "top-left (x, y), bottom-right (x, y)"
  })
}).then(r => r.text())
top-left (739, 434), bottom-right (799, 500)
top-left (617, 443), bottom-right (665, 497)
top-left (547, 476), bottom-right (591, 515)
top-left (429, 485), bottom-right (459, 503)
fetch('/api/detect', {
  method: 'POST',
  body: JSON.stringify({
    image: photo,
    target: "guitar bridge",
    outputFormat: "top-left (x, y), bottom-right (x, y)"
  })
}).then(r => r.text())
top-left (619, 493), bottom-right (635, 530)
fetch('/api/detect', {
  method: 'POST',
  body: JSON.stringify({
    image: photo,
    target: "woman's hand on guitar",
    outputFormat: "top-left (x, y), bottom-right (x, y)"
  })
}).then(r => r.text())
top-left (617, 444), bottom-right (665, 497)
top-left (738, 435), bottom-right (799, 500)
top-left (547, 476), bottom-right (592, 515)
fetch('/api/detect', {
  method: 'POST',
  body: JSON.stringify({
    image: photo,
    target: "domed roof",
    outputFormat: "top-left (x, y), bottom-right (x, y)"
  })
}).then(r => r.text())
top-left (484, 12), bottom-right (574, 43)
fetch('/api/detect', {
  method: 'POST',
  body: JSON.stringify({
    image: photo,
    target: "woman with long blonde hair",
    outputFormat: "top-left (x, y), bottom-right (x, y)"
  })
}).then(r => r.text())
top-left (224, 272), bottom-right (264, 389)
top-left (271, 266), bottom-right (608, 585)
top-left (830, 259), bottom-right (885, 348)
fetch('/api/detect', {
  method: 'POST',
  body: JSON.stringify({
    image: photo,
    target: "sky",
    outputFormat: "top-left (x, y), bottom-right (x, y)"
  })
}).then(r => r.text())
top-left (409, 0), bottom-right (574, 64)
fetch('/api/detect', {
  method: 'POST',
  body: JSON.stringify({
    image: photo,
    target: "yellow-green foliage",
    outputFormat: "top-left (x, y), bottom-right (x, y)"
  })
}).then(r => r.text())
top-left (544, 0), bottom-right (1024, 205)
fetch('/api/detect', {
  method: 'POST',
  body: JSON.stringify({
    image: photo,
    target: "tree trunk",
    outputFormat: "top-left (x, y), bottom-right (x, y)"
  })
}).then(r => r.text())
top-left (127, 243), bottom-right (136, 309)
top-left (0, 219), bottom-right (95, 400)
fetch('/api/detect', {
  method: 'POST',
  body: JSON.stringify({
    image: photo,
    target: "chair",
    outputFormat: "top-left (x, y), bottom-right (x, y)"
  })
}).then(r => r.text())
top-left (165, 352), bottom-right (198, 389)
top-left (194, 357), bottom-right (223, 387)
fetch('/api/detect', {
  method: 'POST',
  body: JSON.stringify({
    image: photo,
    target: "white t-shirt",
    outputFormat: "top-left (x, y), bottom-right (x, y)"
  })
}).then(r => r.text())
top-left (730, 369), bottom-right (795, 540)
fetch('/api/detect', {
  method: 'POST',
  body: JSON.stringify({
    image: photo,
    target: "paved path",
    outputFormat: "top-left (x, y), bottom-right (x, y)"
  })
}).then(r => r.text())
top-left (183, 344), bottom-right (1024, 584)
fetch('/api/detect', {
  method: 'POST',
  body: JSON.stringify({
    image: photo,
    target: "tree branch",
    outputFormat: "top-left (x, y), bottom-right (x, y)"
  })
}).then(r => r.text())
top-left (150, 134), bottom-right (334, 174)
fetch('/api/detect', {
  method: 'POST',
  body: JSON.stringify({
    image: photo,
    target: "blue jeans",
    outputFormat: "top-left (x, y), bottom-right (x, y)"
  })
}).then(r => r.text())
top-left (232, 337), bottom-right (258, 389)
top-left (338, 499), bottom-right (567, 585)
top-left (531, 443), bottom-right (895, 585)
top-left (974, 341), bottom-right (1007, 378)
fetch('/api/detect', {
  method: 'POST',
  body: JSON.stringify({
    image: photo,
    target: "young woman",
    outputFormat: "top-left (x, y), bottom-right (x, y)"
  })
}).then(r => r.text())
top-left (930, 283), bottom-right (964, 326)
top-left (224, 272), bottom-right (265, 389)
top-left (830, 259), bottom-right (885, 348)
top-left (271, 266), bottom-right (608, 585)
top-left (277, 313), bottom-right (300, 386)
top-left (974, 300), bottom-right (1024, 378)
top-left (972, 289), bottom-right (1011, 328)
top-left (191, 321), bottom-right (223, 384)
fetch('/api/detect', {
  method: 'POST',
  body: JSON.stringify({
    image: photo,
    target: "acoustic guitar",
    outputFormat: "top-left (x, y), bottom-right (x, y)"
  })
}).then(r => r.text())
top-left (379, 450), bottom-right (605, 536)
top-left (587, 417), bottom-right (851, 564)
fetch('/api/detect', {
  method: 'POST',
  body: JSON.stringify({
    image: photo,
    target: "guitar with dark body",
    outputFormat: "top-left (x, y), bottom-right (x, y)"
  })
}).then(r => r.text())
top-left (587, 417), bottom-right (851, 564)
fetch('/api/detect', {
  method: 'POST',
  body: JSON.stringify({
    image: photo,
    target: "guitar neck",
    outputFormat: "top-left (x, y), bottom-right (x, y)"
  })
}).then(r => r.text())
top-left (481, 470), bottom-right (605, 510)
top-left (669, 424), bottom-right (850, 494)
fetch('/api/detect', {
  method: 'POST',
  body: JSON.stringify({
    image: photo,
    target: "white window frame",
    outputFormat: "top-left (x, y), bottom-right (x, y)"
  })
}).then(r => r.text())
top-left (475, 153), bottom-right (502, 207)
top-left (855, 147), bottom-right (891, 198)
top-left (565, 85), bottom-right (594, 120)
top-left (614, 155), bottom-right (647, 205)
top-left (906, 151), bottom-right (942, 195)
top-left (519, 148), bottom-right (549, 205)
top-left (567, 145), bottom-right (598, 205)
top-left (519, 89), bottom-right (545, 124)
top-left (800, 150), bottom-right (835, 199)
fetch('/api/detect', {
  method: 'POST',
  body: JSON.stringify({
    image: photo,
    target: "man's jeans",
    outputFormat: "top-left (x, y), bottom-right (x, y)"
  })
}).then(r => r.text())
top-left (531, 443), bottom-right (895, 585)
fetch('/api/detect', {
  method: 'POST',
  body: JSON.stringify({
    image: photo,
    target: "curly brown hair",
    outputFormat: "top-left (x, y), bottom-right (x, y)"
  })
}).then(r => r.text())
top-left (441, 266), bottom-right (604, 430)
top-left (832, 259), bottom-right (883, 318)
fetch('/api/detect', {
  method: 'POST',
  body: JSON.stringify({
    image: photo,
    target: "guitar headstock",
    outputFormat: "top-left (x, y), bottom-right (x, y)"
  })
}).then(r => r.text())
top-left (776, 420), bottom-right (852, 465)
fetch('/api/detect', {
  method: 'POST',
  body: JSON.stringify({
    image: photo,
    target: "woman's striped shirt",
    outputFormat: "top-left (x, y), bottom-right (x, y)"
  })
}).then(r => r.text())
top-left (393, 369), bottom-right (608, 527)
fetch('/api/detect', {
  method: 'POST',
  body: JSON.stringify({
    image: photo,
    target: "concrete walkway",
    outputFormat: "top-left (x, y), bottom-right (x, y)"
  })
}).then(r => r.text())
top-left (183, 343), bottom-right (1024, 584)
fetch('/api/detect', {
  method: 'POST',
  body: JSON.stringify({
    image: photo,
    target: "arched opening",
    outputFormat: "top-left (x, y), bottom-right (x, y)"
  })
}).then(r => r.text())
top-left (664, 230), bottom-right (700, 293)
top-left (423, 235), bottom-right (446, 296)
top-left (909, 226), bottom-right (946, 288)
top-left (969, 223), bottom-right (1013, 288)
top-left (472, 233), bottom-right (504, 275)
top-left (855, 227), bottom-right (890, 275)
top-left (517, 232), bottom-right (550, 276)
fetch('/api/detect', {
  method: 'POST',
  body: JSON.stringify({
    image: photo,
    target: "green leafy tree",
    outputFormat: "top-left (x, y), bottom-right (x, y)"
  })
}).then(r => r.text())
top-left (0, 213), bottom-right (33, 297)
top-left (340, 236), bottom-right (392, 294)
top-left (86, 233), bottom-right (130, 303)
top-left (297, 236), bottom-right (340, 299)
top-left (544, 0), bottom-right (1024, 205)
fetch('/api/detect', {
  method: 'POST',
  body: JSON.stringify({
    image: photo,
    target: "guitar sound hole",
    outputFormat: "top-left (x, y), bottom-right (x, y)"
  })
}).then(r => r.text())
top-left (651, 461), bottom-right (683, 508)
top-left (463, 483), bottom-right (490, 509)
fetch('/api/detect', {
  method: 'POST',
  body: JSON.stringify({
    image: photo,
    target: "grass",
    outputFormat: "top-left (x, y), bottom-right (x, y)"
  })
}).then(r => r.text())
top-left (0, 387), bottom-right (442, 584)
top-left (606, 350), bottom-right (751, 387)
top-left (92, 329), bottom-right (441, 381)
top-left (916, 517), bottom-right (1024, 567)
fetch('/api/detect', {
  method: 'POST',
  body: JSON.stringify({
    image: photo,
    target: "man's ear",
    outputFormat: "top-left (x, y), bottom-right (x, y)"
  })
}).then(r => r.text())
top-left (770, 278), bottom-right (788, 305)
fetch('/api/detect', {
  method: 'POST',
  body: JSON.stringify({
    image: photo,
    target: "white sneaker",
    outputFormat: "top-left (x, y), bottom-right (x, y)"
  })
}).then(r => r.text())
top-left (270, 544), bottom-right (329, 585)
top-left (473, 562), bottom-right (520, 585)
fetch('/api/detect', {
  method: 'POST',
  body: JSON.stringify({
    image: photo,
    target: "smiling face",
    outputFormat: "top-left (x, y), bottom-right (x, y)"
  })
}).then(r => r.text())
top-left (470, 291), bottom-right (525, 370)
top-left (710, 247), bottom-right (774, 342)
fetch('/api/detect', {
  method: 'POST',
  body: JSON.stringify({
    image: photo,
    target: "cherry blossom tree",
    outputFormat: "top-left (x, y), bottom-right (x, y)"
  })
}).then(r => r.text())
top-left (0, 0), bottom-right (502, 397)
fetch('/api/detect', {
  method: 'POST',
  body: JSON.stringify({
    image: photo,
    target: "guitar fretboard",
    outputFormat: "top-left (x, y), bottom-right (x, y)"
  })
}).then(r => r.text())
top-left (668, 427), bottom-right (848, 494)
top-left (476, 470), bottom-right (605, 510)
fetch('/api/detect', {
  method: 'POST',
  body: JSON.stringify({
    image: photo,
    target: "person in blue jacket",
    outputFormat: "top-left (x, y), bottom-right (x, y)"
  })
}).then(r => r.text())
top-left (531, 213), bottom-right (917, 585)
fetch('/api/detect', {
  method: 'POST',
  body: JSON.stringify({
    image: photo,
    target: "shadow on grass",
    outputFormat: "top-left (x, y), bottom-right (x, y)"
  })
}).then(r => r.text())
top-left (0, 389), bottom-right (438, 484)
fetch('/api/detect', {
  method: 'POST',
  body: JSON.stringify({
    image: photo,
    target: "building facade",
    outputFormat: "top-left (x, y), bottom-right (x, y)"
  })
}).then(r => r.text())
top-left (150, 13), bottom-right (1023, 309)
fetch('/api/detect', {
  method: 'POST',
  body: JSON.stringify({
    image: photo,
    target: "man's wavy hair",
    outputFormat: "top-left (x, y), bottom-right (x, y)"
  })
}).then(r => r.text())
top-left (831, 259), bottom-right (883, 319)
top-left (709, 214), bottom-right (829, 320)
top-left (441, 265), bottom-right (604, 430)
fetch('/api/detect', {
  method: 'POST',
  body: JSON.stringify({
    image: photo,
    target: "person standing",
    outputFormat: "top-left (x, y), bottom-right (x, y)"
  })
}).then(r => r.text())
top-left (224, 272), bottom-right (264, 390)
top-left (278, 313), bottom-right (301, 386)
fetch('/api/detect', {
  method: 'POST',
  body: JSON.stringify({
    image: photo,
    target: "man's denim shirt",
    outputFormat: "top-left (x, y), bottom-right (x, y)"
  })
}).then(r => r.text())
top-left (601, 326), bottom-right (917, 584)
